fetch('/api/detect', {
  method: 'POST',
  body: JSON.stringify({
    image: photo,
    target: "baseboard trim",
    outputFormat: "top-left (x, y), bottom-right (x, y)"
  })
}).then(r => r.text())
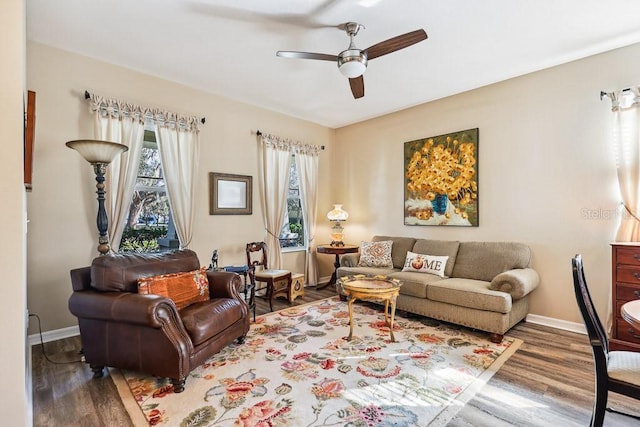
top-left (28, 325), bottom-right (79, 346)
top-left (526, 314), bottom-right (586, 335)
top-left (26, 313), bottom-right (586, 347)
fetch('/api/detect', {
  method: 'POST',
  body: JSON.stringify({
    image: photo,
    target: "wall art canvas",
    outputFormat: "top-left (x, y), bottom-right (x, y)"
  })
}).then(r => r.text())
top-left (404, 128), bottom-right (478, 226)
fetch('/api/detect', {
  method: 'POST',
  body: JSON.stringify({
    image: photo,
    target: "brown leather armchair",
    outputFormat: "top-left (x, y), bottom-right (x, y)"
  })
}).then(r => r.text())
top-left (68, 249), bottom-right (249, 393)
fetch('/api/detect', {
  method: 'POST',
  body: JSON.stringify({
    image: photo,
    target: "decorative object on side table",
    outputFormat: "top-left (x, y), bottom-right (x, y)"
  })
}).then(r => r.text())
top-left (404, 128), bottom-right (479, 226)
top-left (327, 204), bottom-right (349, 246)
top-left (66, 139), bottom-right (128, 255)
top-left (316, 243), bottom-right (359, 289)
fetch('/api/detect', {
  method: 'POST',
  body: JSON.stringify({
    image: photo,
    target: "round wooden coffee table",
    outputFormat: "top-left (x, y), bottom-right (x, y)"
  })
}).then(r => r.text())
top-left (338, 275), bottom-right (402, 342)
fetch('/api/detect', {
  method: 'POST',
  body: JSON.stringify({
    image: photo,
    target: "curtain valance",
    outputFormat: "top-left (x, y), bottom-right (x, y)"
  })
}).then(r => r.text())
top-left (86, 92), bottom-right (203, 132)
top-left (259, 132), bottom-right (323, 156)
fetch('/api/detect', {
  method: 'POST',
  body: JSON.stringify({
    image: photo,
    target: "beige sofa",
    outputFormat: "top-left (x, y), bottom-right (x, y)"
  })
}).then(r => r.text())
top-left (336, 236), bottom-right (539, 342)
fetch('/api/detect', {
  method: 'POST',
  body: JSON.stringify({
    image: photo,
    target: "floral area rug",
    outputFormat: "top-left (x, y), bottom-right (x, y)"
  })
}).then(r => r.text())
top-left (111, 297), bottom-right (522, 426)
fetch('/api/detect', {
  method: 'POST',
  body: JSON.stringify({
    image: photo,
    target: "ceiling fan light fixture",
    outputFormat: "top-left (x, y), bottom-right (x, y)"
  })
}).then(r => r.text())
top-left (338, 50), bottom-right (367, 78)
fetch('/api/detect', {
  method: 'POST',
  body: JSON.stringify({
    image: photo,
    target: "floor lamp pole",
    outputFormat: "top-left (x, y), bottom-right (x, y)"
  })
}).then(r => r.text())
top-left (93, 163), bottom-right (110, 255)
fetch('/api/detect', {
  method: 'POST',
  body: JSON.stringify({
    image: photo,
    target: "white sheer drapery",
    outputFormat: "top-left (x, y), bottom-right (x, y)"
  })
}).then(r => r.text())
top-left (258, 134), bottom-right (292, 269)
top-left (295, 145), bottom-right (321, 286)
top-left (88, 93), bottom-right (202, 250)
top-left (156, 121), bottom-right (201, 249)
top-left (608, 87), bottom-right (640, 241)
top-left (89, 94), bottom-right (145, 251)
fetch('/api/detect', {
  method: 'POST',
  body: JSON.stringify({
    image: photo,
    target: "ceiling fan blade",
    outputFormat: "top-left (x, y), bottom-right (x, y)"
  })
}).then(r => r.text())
top-left (276, 51), bottom-right (339, 62)
top-left (364, 29), bottom-right (427, 61)
top-left (349, 76), bottom-right (364, 99)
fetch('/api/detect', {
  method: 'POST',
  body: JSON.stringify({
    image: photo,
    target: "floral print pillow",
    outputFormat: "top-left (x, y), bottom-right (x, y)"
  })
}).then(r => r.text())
top-left (358, 240), bottom-right (394, 268)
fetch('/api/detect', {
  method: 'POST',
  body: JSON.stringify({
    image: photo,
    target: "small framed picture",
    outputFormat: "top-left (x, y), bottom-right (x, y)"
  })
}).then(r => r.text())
top-left (209, 172), bottom-right (252, 215)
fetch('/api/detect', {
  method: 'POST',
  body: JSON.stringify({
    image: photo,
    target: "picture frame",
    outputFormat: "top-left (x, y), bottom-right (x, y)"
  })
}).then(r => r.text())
top-left (24, 90), bottom-right (36, 191)
top-left (404, 128), bottom-right (479, 226)
top-left (209, 172), bottom-right (252, 215)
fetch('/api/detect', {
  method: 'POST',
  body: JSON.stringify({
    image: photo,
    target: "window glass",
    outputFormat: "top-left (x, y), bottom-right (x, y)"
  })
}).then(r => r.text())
top-left (279, 154), bottom-right (305, 249)
top-left (120, 130), bottom-right (176, 252)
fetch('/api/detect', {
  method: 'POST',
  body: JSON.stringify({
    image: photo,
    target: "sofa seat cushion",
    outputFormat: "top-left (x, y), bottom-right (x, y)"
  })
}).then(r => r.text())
top-left (180, 298), bottom-right (245, 346)
top-left (387, 271), bottom-right (444, 298)
top-left (427, 278), bottom-right (512, 313)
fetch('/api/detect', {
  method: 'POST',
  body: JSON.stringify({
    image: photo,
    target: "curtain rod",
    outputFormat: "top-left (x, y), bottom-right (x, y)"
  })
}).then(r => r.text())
top-left (600, 87), bottom-right (631, 100)
top-left (84, 90), bottom-right (206, 124)
top-left (256, 129), bottom-right (325, 150)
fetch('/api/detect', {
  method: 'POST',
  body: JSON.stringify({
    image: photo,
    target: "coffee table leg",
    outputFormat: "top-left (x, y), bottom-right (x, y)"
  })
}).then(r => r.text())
top-left (389, 296), bottom-right (397, 342)
top-left (347, 296), bottom-right (356, 341)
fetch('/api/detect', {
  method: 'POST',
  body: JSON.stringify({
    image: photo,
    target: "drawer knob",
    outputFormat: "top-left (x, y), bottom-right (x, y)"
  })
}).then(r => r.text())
top-left (635, 253), bottom-right (640, 260)
top-left (629, 328), bottom-right (640, 340)
top-left (634, 272), bottom-right (640, 280)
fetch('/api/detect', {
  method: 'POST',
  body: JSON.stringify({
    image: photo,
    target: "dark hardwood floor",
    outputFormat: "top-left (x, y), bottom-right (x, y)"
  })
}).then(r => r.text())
top-left (32, 286), bottom-right (640, 426)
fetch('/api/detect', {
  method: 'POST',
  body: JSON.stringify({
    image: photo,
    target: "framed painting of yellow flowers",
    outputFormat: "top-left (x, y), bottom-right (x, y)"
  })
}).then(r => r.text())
top-left (404, 128), bottom-right (478, 226)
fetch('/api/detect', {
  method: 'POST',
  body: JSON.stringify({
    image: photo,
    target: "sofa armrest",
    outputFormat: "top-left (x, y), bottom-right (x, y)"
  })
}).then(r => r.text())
top-left (340, 253), bottom-right (359, 267)
top-left (489, 268), bottom-right (540, 299)
top-left (68, 290), bottom-right (180, 328)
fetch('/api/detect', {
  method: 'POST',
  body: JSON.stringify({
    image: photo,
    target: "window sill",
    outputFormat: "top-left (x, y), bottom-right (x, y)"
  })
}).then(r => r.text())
top-left (281, 246), bottom-right (307, 254)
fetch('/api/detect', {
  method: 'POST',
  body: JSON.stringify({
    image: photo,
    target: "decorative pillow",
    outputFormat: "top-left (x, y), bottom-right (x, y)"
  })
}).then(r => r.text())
top-left (358, 240), bottom-right (394, 268)
top-left (402, 251), bottom-right (449, 277)
top-left (138, 266), bottom-right (210, 310)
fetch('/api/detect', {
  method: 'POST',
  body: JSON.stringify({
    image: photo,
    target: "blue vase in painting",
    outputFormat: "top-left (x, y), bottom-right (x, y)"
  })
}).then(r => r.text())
top-left (432, 193), bottom-right (448, 215)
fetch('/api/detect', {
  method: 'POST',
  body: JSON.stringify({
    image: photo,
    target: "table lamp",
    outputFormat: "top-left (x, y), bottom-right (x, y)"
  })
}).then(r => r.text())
top-left (327, 204), bottom-right (349, 247)
top-left (66, 139), bottom-right (128, 255)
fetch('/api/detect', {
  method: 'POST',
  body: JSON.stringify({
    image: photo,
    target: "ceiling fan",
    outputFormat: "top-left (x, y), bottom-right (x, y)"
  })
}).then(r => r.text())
top-left (276, 22), bottom-right (428, 99)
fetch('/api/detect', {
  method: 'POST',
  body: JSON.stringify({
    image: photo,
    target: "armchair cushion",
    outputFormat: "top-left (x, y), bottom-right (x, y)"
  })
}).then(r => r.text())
top-left (180, 298), bottom-right (246, 345)
top-left (138, 266), bottom-right (209, 310)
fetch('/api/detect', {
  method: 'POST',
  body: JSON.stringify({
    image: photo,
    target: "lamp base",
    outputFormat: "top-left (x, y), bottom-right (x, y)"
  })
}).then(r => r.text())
top-left (330, 240), bottom-right (345, 247)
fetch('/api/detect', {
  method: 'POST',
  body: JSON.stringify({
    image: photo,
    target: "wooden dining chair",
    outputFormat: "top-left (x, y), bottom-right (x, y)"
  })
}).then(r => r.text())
top-left (246, 241), bottom-right (292, 312)
top-left (572, 254), bottom-right (640, 426)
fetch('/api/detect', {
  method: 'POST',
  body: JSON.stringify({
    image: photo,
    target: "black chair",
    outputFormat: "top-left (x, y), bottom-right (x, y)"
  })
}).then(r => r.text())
top-left (572, 254), bottom-right (640, 426)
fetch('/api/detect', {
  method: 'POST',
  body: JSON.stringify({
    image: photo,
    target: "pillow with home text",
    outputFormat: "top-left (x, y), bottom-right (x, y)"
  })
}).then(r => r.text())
top-left (402, 251), bottom-right (449, 277)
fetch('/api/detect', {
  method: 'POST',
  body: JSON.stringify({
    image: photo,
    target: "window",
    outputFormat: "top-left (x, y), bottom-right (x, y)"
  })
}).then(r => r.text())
top-left (279, 154), bottom-right (305, 250)
top-left (120, 130), bottom-right (177, 252)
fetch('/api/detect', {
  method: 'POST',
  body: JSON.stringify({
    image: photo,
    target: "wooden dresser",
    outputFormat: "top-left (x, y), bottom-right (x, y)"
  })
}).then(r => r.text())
top-left (611, 243), bottom-right (640, 352)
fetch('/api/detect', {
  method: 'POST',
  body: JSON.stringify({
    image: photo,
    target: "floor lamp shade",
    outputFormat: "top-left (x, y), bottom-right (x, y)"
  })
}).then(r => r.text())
top-left (66, 139), bottom-right (128, 255)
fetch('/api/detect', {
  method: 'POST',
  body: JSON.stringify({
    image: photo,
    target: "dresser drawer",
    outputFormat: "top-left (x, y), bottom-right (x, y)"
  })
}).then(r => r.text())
top-left (616, 283), bottom-right (640, 302)
top-left (616, 266), bottom-right (640, 285)
top-left (616, 247), bottom-right (640, 266)
top-left (616, 318), bottom-right (640, 344)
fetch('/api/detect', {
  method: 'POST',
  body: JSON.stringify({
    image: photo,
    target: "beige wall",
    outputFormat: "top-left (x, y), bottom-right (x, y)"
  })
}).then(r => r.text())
top-left (1, 0), bottom-right (29, 424)
top-left (335, 43), bottom-right (640, 324)
top-left (26, 42), bottom-right (336, 333)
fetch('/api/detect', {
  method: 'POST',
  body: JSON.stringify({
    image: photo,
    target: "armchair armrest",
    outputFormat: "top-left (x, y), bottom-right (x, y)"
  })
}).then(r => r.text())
top-left (340, 253), bottom-right (359, 267)
top-left (207, 270), bottom-right (244, 300)
top-left (68, 290), bottom-right (180, 328)
top-left (489, 268), bottom-right (540, 299)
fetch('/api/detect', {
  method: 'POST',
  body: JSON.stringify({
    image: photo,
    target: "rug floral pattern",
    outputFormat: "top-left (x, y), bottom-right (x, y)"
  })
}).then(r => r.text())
top-left (119, 297), bottom-right (520, 426)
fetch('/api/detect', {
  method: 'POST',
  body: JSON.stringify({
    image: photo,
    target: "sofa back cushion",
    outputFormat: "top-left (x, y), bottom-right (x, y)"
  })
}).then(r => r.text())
top-left (451, 242), bottom-right (531, 282)
top-left (91, 249), bottom-right (201, 292)
top-left (372, 235), bottom-right (416, 269)
top-left (412, 239), bottom-right (460, 277)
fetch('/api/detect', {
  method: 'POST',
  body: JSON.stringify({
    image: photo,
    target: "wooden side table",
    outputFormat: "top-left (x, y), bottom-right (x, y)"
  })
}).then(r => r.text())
top-left (339, 275), bottom-right (402, 342)
top-left (316, 244), bottom-right (359, 289)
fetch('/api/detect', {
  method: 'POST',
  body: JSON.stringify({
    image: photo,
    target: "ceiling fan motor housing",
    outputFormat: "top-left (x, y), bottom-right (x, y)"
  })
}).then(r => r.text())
top-left (338, 49), bottom-right (367, 78)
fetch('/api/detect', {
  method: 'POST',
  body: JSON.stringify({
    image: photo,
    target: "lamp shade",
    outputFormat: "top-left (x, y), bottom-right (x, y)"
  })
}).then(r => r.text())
top-left (66, 139), bottom-right (128, 164)
top-left (327, 204), bottom-right (349, 221)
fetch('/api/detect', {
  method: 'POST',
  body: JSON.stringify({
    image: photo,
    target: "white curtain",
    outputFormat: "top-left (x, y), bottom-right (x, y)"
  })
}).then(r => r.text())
top-left (295, 145), bottom-right (321, 286)
top-left (258, 134), bottom-right (293, 269)
top-left (89, 93), bottom-right (202, 251)
top-left (156, 117), bottom-right (201, 249)
top-left (610, 87), bottom-right (640, 241)
top-left (89, 95), bottom-right (145, 251)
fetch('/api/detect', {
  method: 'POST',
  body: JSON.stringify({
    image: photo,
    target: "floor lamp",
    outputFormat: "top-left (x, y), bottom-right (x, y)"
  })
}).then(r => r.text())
top-left (66, 139), bottom-right (128, 255)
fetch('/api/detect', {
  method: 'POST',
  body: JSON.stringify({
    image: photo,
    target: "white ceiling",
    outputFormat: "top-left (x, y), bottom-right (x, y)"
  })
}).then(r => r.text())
top-left (26, 0), bottom-right (640, 128)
